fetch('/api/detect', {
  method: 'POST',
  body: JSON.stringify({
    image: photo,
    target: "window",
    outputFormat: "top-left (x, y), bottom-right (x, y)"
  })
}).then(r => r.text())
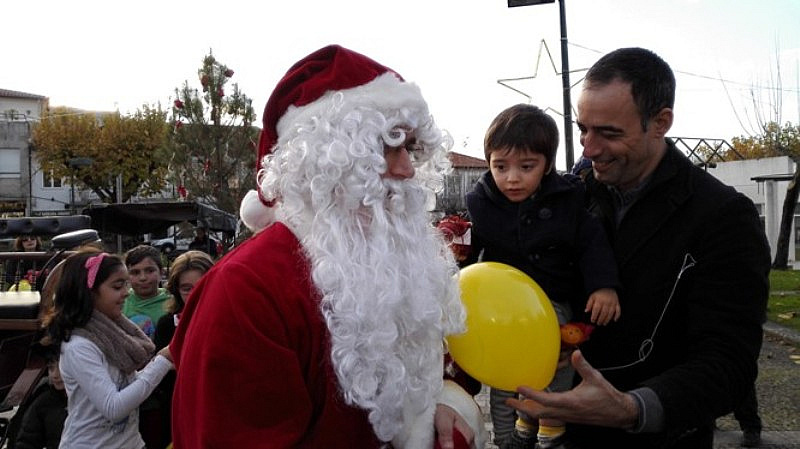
top-left (0, 148), bottom-right (21, 178)
top-left (42, 170), bottom-right (63, 188)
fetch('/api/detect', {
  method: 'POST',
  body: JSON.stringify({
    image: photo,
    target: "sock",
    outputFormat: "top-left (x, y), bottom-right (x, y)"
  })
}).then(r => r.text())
top-left (514, 417), bottom-right (537, 439)
top-left (537, 424), bottom-right (566, 448)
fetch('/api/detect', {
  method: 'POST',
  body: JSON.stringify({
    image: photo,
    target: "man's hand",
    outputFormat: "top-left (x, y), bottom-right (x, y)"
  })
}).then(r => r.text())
top-left (434, 404), bottom-right (474, 449)
top-left (506, 350), bottom-right (638, 429)
top-left (585, 288), bottom-right (621, 325)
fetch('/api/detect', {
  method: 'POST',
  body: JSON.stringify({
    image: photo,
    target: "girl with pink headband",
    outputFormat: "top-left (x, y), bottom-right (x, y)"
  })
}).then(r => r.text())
top-left (41, 250), bottom-right (173, 448)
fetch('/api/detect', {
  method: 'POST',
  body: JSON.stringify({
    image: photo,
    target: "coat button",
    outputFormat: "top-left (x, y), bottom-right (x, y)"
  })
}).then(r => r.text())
top-left (538, 208), bottom-right (552, 220)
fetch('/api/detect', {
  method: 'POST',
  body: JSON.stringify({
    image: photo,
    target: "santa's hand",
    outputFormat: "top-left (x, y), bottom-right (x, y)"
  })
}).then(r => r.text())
top-left (506, 350), bottom-right (638, 429)
top-left (434, 404), bottom-right (473, 449)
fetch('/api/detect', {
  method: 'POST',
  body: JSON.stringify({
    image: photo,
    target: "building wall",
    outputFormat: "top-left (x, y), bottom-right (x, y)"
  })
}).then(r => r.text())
top-left (0, 94), bottom-right (49, 216)
top-left (436, 167), bottom-right (484, 215)
top-left (710, 156), bottom-right (796, 263)
top-left (0, 120), bottom-right (34, 215)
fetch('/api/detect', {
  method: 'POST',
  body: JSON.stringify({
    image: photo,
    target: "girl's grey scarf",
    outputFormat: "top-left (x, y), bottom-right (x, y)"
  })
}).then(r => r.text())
top-left (72, 310), bottom-right (155, 375)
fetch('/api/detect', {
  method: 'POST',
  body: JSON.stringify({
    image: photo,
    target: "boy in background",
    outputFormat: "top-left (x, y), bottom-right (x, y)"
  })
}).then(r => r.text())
top-left (465, 104), bottom-right (620, 449)
top-left (123, 245), bottom-right (170, 340)
top-left (10, 350), bottom-right (67, 449)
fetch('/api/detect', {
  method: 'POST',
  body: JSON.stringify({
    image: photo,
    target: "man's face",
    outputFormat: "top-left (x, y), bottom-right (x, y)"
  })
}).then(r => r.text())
top-left (577, 80), bottom-right (665, 191)
top-left (127, 257), bottom-right (161, 299)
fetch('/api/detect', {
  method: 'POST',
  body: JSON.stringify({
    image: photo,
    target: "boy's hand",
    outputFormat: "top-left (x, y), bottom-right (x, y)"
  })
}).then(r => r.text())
top-left (584, 288), bottom-right (620, 325)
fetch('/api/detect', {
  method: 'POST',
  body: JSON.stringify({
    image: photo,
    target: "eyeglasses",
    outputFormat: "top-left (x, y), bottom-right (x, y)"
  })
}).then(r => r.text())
top-left (21, 236), bottom-right (36, 242)
top-left (384, 128), bottom-right (425, 161)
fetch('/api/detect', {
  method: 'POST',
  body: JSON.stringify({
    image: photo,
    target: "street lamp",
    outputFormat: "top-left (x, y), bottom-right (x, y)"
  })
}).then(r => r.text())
top-left (67, 157), bottom-right (93, 215)
top-left (508, 0), bottom-right (575, 171)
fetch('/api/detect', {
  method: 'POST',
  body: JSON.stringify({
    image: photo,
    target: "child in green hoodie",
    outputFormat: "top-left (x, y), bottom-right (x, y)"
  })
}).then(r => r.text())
top-left (123, 245), bottom-right (170, 340)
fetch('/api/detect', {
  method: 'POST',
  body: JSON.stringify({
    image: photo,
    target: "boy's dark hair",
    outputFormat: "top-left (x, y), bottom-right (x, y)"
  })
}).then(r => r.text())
top-left (41, 250), bottom-right (124, 346)
top-left (484, 104), bottom-right (559, 170)
top-left (125, 244), bottom-right (163, 269)
top-left (584, 47), bottom-right (675, 131)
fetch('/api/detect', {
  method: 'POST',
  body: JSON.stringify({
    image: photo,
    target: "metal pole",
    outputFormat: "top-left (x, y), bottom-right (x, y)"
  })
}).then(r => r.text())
top-left (70, 171), bottom-right (75, 215)
top-left (116, 174), bottom-right (123, 252)
top-left (558, 0), bottom-right (574, 171)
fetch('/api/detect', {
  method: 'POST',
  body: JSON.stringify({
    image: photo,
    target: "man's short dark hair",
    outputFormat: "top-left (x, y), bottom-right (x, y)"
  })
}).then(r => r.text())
top-left (584, 47), bottom-right (675, 131)
top-left (484, 104), bottom-right (559, 169)
top-left (125, 244), bottom-right (163, 269)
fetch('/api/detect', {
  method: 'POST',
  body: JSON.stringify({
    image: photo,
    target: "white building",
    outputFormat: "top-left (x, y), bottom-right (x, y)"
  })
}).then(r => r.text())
top-left (1, 89), bottom-right (109, 217)
top-left (0, 89), bottom-right (49, 216)
top-left (709, 156), bottom-right (796, 265)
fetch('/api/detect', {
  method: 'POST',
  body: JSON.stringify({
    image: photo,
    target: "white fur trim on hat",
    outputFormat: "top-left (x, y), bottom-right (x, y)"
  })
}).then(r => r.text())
top-left (239, 189), bottom-right (275, 233)
top-left (276, 72), bottom-right (428, 142)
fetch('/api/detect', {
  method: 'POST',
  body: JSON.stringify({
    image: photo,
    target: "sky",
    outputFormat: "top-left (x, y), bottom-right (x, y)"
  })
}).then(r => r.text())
top-left (4, 0), bottom-right (800, 170)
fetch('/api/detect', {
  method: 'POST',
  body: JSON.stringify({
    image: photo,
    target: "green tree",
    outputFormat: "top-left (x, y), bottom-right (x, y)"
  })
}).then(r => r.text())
top-left (164, 50), bottom-right (259, 215)
top-left (32, 106), bottom-right (170, 203)
top-left (730, 122), bottom-right (800, 160)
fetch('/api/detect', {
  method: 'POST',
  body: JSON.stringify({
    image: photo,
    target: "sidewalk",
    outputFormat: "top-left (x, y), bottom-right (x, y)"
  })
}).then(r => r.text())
top-left (476, 320), bottom-right (800, 449)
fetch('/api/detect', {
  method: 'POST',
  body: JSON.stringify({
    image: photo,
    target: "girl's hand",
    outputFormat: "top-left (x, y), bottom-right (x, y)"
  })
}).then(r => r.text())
top-left (157, 346), bottom-right (173, 363)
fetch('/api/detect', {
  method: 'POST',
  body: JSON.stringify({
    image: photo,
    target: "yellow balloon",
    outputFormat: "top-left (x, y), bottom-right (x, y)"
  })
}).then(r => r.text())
top-left (447, 262), bottom-right (560, 391)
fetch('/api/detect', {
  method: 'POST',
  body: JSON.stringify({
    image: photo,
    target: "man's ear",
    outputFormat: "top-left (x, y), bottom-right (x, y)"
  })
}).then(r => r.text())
top-left (650, 108), bottom-right (673, 138)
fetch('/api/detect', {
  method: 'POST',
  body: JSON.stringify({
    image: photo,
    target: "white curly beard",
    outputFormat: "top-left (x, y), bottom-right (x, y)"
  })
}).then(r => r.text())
top-left (304, 177), bottom-right (464, 442)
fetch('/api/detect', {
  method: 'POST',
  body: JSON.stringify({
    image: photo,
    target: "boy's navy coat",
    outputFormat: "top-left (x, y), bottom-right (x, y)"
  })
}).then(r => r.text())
top-left (465, 170), bottom-right (619, 317)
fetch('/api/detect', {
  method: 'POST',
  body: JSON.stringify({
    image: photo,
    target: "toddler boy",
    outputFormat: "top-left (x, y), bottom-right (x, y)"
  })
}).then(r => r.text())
top-left (465, 104), bottom-right (621, 449)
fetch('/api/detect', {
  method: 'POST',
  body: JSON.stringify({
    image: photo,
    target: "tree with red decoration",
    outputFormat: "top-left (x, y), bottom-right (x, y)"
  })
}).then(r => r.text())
top-left (163, 50), bottom-right (258, 216)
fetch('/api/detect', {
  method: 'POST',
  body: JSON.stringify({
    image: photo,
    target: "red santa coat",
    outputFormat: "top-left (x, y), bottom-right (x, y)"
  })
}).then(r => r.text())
top-left (170, 222), bottom-right (474, 448)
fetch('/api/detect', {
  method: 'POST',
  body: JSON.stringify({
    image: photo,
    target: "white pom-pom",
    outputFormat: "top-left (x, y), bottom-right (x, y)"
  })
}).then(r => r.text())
top-left (239, 189), bottom-right (276, 232)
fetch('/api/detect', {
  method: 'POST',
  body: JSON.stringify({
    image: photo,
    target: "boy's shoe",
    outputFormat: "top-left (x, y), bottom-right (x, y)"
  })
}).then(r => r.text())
top-left (534, 434), bottom-right (574, 449)
top-left (499, 429), bottom-right (537, 449)
top-left (741, 429), bottom-right (761, 447)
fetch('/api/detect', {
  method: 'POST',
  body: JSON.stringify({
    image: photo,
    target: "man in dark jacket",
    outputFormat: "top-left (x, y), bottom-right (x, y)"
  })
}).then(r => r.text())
top-left (509, 47), bottom-right (770, 449)
top-left (188, 226), bottom-right (218, 258)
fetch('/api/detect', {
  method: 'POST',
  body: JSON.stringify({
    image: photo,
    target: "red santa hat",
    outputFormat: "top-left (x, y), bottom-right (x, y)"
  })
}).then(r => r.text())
top-left (240, 44), bottom-right (429, 232)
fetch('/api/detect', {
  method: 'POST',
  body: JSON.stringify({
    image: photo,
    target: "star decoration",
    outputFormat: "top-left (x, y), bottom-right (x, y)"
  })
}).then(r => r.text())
top-left (497, 39), bottom-right (588, 119)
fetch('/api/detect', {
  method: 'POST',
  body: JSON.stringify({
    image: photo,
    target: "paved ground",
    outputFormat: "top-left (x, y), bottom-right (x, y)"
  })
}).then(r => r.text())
top-left (476, 321), bottom-right (800, 449)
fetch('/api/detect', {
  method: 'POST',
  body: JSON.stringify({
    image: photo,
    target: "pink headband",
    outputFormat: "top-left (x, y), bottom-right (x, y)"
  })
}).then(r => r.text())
top-left (85, 253), bottom-right (108, 289)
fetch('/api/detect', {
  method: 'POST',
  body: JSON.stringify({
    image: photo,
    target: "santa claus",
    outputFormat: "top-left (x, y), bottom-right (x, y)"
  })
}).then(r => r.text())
top-left (170, 45), bottom-right (486, 448)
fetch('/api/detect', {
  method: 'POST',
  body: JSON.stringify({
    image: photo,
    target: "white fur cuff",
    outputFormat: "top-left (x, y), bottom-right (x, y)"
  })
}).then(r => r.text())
top-left (439, 380), bottom-right (488, 449)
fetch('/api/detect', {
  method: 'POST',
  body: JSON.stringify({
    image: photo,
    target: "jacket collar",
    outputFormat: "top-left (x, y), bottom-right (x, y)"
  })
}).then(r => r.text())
top-left (587, 140), bottom-right (694, 265)
top-left (477, 170), bottom-right (575, 208)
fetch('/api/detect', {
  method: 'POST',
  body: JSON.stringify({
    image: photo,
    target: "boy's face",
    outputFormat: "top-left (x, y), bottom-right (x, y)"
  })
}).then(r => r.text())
top-left (489, 147), bottom-right (548, 203)
top-left (48, 360), bottom-right (64, 390)
top-left (127, 257), bottom-right (161, 299)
